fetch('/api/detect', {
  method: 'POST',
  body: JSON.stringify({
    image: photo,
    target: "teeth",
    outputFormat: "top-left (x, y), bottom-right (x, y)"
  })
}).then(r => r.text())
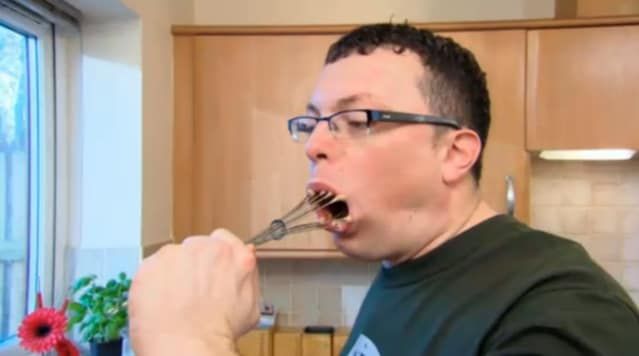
top-left (317, 212), bottom-right (329, 225)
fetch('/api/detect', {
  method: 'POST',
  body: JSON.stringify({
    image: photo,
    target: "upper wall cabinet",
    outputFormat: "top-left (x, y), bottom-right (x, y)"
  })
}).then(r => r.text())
top-left (174, 34), bottom-right (344, 257)
top-left (442, 30), bottom-right (529, 221)
top-left (526, 25), bottom-right (639, 150)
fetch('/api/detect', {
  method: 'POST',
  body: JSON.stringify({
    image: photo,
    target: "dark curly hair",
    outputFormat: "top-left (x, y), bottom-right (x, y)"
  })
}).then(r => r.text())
top-left (325, 23), bottom-right (491, 182)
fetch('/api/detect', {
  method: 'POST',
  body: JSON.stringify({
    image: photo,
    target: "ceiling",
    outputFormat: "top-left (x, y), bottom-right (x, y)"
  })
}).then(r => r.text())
top-left (65, 0), bottom-right (136, 22)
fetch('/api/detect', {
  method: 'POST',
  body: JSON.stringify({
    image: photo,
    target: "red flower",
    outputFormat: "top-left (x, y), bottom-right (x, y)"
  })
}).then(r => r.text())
top-left (17, 307), bottom-right (68, 353)
top-left (55, 337), bottom-right (80, 356)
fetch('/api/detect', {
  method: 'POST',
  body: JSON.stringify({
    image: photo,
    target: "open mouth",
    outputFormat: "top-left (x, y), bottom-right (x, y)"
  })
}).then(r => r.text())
top-left (325, 199), bottom-right (349, 220)
top-left (308, 189), bottom-right (352, 232)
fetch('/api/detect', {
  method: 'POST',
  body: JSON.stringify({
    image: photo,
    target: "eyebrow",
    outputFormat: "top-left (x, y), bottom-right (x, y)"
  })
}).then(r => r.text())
top-left (306, 93), bottom-right (379, 116)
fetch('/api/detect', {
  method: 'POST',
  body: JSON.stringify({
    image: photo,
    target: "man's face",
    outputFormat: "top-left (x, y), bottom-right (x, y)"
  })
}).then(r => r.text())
top-left (305, 48), bottom-right (451, 263)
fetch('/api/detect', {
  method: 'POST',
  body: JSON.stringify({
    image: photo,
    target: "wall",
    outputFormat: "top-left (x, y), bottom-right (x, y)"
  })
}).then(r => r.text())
top-left (64, 0), bottom-right (193, 293)
top-left (259, 260), bottom-right (376, 327)
top-left (66, 18), bottom-right (143, 293)
top-left (531, 159), bottom-right (639, 304)
top-left (192, 0), bottom-right (555, 25)
top-left (79, 19), bottom-right (142, 250)
top-left (119, 0), bottom-right (193, 251)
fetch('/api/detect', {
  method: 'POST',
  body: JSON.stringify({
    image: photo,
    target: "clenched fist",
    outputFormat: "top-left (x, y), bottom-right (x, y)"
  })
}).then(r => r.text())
top-left (128, 229), bottom-right (261, 356)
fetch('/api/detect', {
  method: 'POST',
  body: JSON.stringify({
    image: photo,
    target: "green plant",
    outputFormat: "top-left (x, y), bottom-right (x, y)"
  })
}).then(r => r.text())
top-left (67, 272), bottom-right (131, 343)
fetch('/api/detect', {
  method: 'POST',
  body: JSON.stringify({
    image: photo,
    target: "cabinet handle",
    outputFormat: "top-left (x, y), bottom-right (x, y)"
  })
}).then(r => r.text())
top-left (505, 175), bottom-right (515, 216)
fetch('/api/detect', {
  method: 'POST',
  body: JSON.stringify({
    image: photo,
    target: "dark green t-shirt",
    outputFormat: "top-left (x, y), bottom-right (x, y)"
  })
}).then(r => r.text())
top-left (341, 215), bottom-right (639, 356)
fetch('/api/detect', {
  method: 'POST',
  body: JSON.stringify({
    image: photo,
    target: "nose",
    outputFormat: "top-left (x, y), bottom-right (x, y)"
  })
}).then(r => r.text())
top-left (304, 121), bottom-right (333, 163)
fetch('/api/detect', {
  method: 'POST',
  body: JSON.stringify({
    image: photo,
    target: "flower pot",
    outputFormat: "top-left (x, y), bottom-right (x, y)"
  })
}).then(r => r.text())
top-left (90, 338), bottom-right (123, 356)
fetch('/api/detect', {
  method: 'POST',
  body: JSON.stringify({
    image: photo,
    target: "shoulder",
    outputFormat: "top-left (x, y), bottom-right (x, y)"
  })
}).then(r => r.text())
top-left (483, 283), bottom-right (639, 355)
top-left (482, 218), bottom-right (639, 354)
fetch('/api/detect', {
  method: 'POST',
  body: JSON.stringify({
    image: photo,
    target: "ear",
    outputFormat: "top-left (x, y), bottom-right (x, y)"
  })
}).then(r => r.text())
top-left (440, 129), bottom-right (482, 184)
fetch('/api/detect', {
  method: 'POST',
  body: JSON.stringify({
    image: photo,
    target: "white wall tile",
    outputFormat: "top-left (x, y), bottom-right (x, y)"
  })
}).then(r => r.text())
top-left (532, 160), bottom-right (639, 298)
top-left (341, 285), bottom-right (368, 327)
top-left (592, 183), bottom-right (621, 206)
top-left (621, 209), bottom-right (639, 234)
top-left (600, 261), bottom-right (625, 282)
top-left (588, 208), bottom-right (619, 234)
top-left (623, 238), bottom-right (639, 261)
top-left (584, 237), bottom-right (622, 261)
top-left (263, 281), bottom-right (292, 314)
top-left (559, 179), bottom-right (591, 206)
top-left (623, 264), bottom-right (639, 291)
top-left (559, 207), bottom-right (590, 235)
top-left (530, 178), bottom-right (564, 206)
top-left (530, 206), bottom-right (562, 234)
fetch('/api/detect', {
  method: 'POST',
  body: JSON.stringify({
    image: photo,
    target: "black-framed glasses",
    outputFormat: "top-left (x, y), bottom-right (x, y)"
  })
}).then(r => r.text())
top-left (287, 109), bottom-right (461, 143)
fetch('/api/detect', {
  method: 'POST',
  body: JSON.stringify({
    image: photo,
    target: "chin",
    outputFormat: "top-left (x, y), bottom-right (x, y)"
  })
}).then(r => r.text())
top-left (332, 233), bottom-right (384, 262)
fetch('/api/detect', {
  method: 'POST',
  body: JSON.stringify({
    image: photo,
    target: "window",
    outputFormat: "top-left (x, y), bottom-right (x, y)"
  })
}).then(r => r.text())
top-left (0, 8), bottom-right (54, 344)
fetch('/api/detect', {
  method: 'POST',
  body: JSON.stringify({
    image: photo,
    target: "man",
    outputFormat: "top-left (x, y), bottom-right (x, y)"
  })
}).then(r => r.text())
top-left (128, 24), bottom-right (639, 355)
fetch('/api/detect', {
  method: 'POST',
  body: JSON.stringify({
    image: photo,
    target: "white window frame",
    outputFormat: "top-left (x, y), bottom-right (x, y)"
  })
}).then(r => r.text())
top-left (0, 7), bottom-right (58, 355)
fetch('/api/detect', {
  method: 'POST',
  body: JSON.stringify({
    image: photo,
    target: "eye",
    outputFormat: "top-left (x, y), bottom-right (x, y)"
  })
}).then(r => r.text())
top-left (295, 118), bottom-right (316, 133)
top-left (347, 121), bottom-right (367, 129)
top-left (335, 112), bottom-right (367, 128)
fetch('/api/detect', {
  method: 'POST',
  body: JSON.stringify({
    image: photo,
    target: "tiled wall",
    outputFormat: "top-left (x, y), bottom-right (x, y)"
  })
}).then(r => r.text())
top-left (530, 159), bottom-right (639, 305)
top-left (258, 259), bottom-right (376, 327)
top-left (261, 159), bottom-right (639, 327)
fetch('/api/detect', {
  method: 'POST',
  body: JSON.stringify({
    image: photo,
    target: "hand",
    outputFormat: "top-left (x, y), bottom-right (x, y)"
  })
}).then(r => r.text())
top-left (128, 229), bottom-right (261, 355)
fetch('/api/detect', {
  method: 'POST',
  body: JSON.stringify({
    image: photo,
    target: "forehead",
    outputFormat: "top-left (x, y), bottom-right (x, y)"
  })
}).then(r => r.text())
top-left (309, 48), bottom-right (430, 114)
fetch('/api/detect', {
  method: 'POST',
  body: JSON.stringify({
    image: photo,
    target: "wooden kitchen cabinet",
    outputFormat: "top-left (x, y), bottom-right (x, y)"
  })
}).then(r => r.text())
top-left (332, 330), bottom-right (349, 356)
top-left (301, 333), bottom-right (332, 356)
top-left (237, 329), bottom-right (273, 356)
top-left (173, 27), bottom-right (530, 255)
top-left (526, 25), bottom-right (639, 150)
top-left (174, 34), bottom-right (342, 256)
top-left (440, 30), bottom-right (530, 221)
top-left (273, 329), bottom-right (303, 356)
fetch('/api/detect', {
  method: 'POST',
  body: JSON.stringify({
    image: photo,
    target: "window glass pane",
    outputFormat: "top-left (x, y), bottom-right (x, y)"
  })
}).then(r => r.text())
top-left (0, 23), bottom-right (30, 341)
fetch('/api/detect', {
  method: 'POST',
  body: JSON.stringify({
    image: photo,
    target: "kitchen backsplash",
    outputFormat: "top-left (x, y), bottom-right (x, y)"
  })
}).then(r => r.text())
top-left (530, 158), bottom-right (639, 303)
top-left (258, 259), bottom-right (376, 327)
top-left (260, 159), bottom-right (639, 327)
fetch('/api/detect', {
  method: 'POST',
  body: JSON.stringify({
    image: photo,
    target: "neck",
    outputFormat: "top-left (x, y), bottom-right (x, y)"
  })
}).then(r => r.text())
top-left (383, 188), bottom-right (498, 267)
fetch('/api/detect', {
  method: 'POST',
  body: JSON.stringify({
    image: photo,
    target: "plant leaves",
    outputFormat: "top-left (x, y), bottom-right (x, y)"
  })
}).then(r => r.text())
top-left (68, 301), bottom-right (86, 314)
top-left (105, 322), bottom-right (120, 341)
top-left (72, 275), bottom-right (97, 294)
top-left (67, 313), bottom-right (84, 328)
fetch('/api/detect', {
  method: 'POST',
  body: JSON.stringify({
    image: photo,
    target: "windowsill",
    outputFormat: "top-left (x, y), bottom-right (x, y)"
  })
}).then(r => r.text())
top-left (0, 337), bottom-right (31, 356)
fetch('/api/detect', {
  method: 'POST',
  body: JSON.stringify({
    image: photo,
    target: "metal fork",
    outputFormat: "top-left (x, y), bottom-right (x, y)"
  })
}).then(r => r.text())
top-left (245, 191), bottom-right (340, 246)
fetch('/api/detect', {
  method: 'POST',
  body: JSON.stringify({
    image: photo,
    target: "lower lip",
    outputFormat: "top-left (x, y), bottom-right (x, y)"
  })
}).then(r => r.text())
top-left (327, 219), bottom-right (354, 235)
top-left (316, 210), bottom-right (354, 234)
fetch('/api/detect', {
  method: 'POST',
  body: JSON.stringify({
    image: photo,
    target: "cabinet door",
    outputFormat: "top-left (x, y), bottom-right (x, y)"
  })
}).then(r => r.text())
top-left (439, 30), bottom-right (530, 221)
top-left (526, 25), bottom-right (639, 150)
top-left (332, 331), bottom-right (348, 356)
top-left (274, 329), bottom-right (302, 356)
top-left (237, 329), bottom-right (273, 356)
top-left (187, 35), bottom-right (340, 252)
top-left (301, 333), bottom-right (332, 356)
